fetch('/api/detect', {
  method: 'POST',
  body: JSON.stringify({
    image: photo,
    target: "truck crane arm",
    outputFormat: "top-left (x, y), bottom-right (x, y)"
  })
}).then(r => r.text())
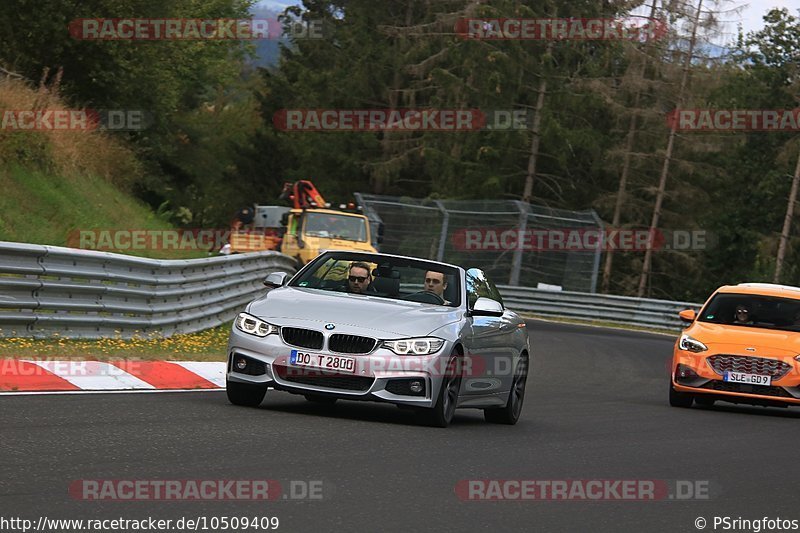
top-left (279, 180), bottom-right (327, 210)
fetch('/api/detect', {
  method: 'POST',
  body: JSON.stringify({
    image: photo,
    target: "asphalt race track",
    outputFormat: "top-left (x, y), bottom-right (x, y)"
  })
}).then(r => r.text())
top-left (2, 320), bottom-right (798, 533)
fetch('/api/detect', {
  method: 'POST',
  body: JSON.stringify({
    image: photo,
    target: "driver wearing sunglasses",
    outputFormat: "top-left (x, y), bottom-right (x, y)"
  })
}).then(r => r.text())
top-left (733, 304), bottom-right (753, 325)
top-left (346, 261), bottom-right (373, 294)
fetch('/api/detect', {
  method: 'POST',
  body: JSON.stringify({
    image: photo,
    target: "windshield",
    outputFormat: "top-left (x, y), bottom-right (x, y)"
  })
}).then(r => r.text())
top-left (698, 293), bottom-right (800, 331)
top-left (303, 212), bottom-right (368, 242)
top-left (290, 252), bottom-right (461, 307)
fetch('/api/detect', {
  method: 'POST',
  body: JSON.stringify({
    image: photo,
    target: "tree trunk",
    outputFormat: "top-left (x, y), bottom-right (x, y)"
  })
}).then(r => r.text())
top-left (375, 1), bottom-right (415, 194)
top-left (774, 150), bottom-right (800, 283)
top-left (602, 88), bottom-right (641, 294)
top-left (637, 0), bottom-right (703, 298)
top-left (522, 42), bottom-right (552, 204)
top-left (601, 0), bottom-right (658, 294)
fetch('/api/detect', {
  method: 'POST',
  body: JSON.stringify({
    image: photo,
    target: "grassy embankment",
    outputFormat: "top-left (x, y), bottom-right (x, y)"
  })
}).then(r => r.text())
top-left (0, 76), bottom-right (224, 359)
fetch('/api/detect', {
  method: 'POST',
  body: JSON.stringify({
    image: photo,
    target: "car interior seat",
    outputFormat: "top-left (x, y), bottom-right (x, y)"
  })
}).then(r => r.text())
top-left (372, 267), bottom-right (400, 297)
top-left (442, 274), bottom-right (457, 305)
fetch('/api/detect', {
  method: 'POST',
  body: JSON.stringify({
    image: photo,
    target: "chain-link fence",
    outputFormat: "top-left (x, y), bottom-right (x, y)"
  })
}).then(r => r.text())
top-left (355, 194), bottom-right (603, 292)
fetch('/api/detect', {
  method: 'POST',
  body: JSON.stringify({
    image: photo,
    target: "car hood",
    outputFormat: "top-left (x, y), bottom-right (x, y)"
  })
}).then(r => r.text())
top-left (688, 321), bottom-right (800, 355)
top-left (246, 287), bottom-right (462, 337)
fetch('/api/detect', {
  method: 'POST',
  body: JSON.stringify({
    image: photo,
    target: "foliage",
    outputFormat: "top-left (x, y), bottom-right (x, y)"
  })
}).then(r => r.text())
top-left (2, 1), bottom-right (800, 300)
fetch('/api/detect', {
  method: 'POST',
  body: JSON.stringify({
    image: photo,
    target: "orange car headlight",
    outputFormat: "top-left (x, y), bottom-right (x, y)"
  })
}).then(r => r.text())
top-left (679, 334), bottom-right (707, 353)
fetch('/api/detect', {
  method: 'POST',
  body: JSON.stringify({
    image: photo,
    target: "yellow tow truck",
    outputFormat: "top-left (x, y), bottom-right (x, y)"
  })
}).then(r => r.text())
top-left (222, 180), bottom-right (380, 266)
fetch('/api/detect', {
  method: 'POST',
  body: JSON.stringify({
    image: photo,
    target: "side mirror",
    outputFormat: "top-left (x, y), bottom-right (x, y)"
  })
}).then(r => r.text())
top-left (678, 309), bottom-right (696, 323)
top-left (263, 271), bottom-right (289, 288)
top-left (470, 297), bottom-right (504, 317)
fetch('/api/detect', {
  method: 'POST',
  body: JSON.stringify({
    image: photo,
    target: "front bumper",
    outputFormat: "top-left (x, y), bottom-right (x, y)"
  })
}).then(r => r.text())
top-left (672, 351), bottom-right (800, 406)
top-left (226, 327), bottom-right (451, 408)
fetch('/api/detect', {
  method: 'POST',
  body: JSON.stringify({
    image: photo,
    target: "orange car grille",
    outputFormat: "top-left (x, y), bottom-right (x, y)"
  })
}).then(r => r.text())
top-left (701, 380), bottom-right (792, 398)
top-left (707, 355), bottom-right (792, 379)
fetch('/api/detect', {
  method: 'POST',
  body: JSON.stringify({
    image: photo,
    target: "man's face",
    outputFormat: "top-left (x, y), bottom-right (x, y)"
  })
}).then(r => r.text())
top-left (424, 271), bottom-right (447, 296)
top-left (735, 306), bottom-right (749, 322)
top-left (348, 267), bottom-right (370, 293)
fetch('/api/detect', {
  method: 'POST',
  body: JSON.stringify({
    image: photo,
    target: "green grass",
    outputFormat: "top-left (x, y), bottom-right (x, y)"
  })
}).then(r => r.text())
top-left (0, 165), bottom-right (230, 354)
top-left (0, 323), bottom-right (231, 361)
top-left (0, 166), bottom-right (207, 259)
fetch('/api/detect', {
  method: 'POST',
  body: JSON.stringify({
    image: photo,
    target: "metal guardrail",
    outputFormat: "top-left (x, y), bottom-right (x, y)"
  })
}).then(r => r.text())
top-left (0, 242), bottom-right (297, 339)
top-left (0, 240), bottom-right (700, 337)
top-left (497, 285), bottom-right (702, 331)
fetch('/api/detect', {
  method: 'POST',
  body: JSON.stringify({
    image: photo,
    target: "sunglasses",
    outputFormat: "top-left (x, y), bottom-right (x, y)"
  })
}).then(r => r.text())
top-left (736, 309), bottom-right (749, 314)
top-left (348, 275), bottom-right (368, 283)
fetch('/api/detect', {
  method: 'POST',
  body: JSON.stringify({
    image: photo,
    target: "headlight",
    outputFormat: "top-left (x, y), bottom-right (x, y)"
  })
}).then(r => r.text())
top-left (235, 312), bottom-right (278, 337)
top-left (678, 334), bottom-right (707, 353)
top-left (381, 337), bottom-right (445, 355)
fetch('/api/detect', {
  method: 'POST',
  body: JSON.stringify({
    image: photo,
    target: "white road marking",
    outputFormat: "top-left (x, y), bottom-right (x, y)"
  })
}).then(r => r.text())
top-left (25, 360), bottom-right (155, 390)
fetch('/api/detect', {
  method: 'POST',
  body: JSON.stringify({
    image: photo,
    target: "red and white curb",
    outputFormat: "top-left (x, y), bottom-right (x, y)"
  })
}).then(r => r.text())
top-left (0, 360), bottom-right (226, 393)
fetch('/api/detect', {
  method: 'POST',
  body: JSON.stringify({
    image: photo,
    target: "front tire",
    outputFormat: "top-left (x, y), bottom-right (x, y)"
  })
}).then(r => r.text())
top-left (694, 396), bottom-right (715, 407)
top-left (226, 379), bottom-right (267, 407)
top-left (420, 353), bottom-right (462, 428)
top-left (485, 354), bottom-right (528, 425)
top-left (669, 382), bottom-right (694, 408)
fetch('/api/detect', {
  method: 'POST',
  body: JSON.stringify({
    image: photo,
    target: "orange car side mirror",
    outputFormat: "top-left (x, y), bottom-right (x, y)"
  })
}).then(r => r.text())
top-left (678, 309), bottom-right (696, 322)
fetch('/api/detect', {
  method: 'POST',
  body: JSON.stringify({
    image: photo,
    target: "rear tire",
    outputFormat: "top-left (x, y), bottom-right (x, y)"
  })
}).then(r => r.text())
top-left (226, 379), bottom-right (267, 407)
top-left (420, 353), bottom-right (462, 428)
top-left (485, 354), bottom-right (529, 425)
top-left (669, 382), bottom-right (694, 408)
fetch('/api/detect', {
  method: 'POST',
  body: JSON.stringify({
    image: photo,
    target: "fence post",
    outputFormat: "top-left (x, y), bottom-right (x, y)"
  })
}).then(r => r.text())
top-left (509, 201), bottom-right (529, 286)
top-left (589, 210), bottom-right (604, 293)
top-left (354, 192), bottom-right (383, 251)
top-left (434, 200), bottom-right (449, 263)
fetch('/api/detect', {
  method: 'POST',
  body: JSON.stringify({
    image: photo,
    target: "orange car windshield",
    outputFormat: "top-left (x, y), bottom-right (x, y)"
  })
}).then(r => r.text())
top-left (698, 293), bottom-right (800, 331)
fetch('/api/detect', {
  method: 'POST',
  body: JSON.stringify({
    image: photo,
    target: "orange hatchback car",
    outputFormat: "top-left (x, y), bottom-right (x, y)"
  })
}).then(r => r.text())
top-left (670, 283), bottom-right (800, 408)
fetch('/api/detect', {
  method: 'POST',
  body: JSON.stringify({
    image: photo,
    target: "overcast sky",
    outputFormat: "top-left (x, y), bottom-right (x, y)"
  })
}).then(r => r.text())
top-left (715, 0), bottom-right (799, 42)
top-left (256, 0), bottom-right (800, 44)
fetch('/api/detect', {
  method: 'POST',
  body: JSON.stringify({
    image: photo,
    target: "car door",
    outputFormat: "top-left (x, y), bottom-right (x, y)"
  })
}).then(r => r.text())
top-left (461, 268), bottom-right (508, 397)
top-left (281, 212), bottom-right (301, 259)
top-left (483, 273), bottom-right (523, 392)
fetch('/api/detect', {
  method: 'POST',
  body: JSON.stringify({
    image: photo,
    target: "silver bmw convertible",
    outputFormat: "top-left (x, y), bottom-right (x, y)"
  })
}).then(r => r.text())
top-left (225, 250), bottom-right (530, 427)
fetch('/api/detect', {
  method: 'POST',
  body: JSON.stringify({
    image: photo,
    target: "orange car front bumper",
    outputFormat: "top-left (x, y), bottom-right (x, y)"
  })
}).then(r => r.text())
top-left (671, 351), bottom-right (800, 405)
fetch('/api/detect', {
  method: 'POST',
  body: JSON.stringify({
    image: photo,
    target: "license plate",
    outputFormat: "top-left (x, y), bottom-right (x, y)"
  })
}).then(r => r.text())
top-left (290, 350), bottom-right (356, 374)
top-left (724, 371), bottom-right (772, 386)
